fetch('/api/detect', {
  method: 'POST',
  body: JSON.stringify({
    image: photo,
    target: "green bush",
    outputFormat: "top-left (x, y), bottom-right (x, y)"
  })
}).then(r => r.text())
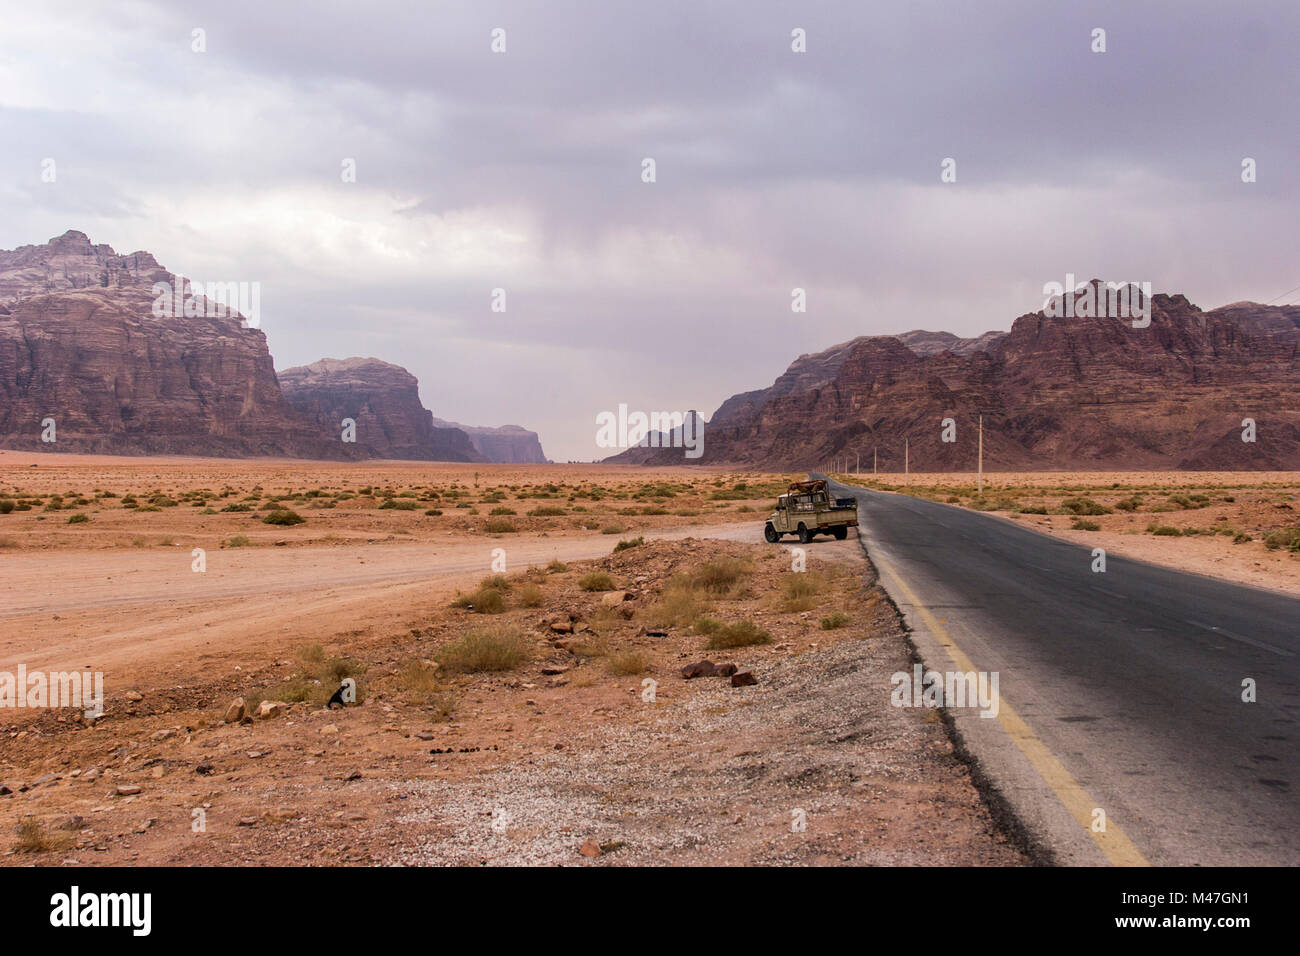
top-left (67, 513), bottom-right (89, 524)
top-left (0, 499), bottom-right (14, 515)
top-left (1062, 497), bottom-right (1111, 516)
top-left (578, 571), bottom-right (618, 591)
top-left (706, 620), bottom-right (772, 650)
top-left (613, 536), bottom-right (645, 553)
top-left (1147, 524), bottom-right (1182, 537)
top-left (262, 509), bottom-right (305, 526)
top-left (1263, 527), bottom-right (1300, 552)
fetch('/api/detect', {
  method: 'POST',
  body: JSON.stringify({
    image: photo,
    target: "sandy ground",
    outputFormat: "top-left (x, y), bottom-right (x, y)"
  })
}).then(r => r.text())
top-left (836, 470), bottom-right (1300, 596)
top-left (0, 456), bottom-right (1024, 866)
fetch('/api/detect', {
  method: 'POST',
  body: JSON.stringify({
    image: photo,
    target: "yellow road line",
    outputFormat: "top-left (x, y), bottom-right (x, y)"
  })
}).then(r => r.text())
top-left (874, 552), bottom-right (1150, 867)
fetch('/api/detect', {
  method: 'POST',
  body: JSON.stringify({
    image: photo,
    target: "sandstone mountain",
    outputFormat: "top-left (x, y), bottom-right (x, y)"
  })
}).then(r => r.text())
top-left (0, 232), bottom-right (540, 461)
top-left (429, 418), bottom-right (549, 463)
top-left (280, 358), bottom-right (484, 462)
top-left (0, 232), bottom-right (346, 458)
top-left (610, 286), bottom-right (1300, 470)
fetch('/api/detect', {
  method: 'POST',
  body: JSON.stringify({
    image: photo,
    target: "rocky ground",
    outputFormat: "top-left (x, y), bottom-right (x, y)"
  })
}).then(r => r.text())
top-left (0, 457), bottom-right (1025, 866)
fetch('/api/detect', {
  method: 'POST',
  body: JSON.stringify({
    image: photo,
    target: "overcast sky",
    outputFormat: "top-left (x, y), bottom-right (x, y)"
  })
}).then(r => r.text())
top-left (2, 1), bottom-right (1296, 460)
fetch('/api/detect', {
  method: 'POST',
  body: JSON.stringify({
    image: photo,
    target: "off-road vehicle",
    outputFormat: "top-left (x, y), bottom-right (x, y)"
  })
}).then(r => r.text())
top-left (764, 479), bottom-right (858, 543)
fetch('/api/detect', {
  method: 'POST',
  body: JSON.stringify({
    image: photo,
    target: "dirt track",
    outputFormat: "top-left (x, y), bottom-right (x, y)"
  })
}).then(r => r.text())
top-left (0, 522), bottom-right (756, 679)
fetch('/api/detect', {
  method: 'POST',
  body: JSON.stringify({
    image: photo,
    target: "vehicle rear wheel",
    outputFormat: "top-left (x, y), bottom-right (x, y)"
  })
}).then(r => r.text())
top-left (764, 523), bottom-right (779, 543)
top-left (832, 525), bottom-right (848, 540)
top-left (797, 523), bottom-right (811, 544)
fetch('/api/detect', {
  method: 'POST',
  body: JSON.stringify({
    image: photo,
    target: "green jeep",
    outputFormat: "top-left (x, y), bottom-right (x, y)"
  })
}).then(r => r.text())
top-left (764, 479), bottom-right (858, 543)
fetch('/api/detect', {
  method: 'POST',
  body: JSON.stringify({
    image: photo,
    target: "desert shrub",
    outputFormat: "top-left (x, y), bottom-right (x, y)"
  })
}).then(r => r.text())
top-left (518, 584), bottom-right (544, 607)
top-left (1114, 496), bottom-right (1143, 512)
top-left (692, 615), bottom-right (724, 635)
top-left (13, 818), bottom-right (72, 854)
top-left (489, 507), bottom-right (517, 516)
top-left (436, 626), bottom-right (531, 673)
top-left (601, 524), bottom-right (628, 535)
top-left (378, 499), bottom-right (419, 511)
top-left (646, 584), bottom-right (706, 629)
top-left (480, 574), bottom-right (511, 591)
top-left (221, 503), bottom-right (253, 512)
top-left (1147, 524), bottom-right (1183, 537)
top-left (820, 611), bottom-right (851, 630)
top-left (67, 513), bottom-right (89, 524)
top-left (224, 535), bottom-right (252, 548)
top-left (1062, 497), bottom-right (1111, 516)
top-left (262, 509), bottom-right (305, 526)
top-left (692, 557), bottom-right (750, 595)
top-left (0, 499), bottom-right (14, 515)
top-left (1233, 532), bottom-right (1252, 544)
top-left (607, 649), bottom-right (650, 676)
top-left (1071, 519), bottom-right (1101, 531)
top-left (1264, 527), bottom-right (1300, 552)
top-left (578, 571), bottom-right (617, 591)
top-left (781, 571), bottom-right (825, 611)
top-left (639, 506), bottom-right (668, 516)
top-left (613, 536), bottom-right (645, 553)
top-left (529, 506), bottom-right (566, 517)
top-left (546, 559), bottom-right (569, 573)
top-left (1017, 505), bottom-right (1048, 515)
top-left (452, 587), bottom-right (505, 614)
top-left (485, 517), bottom-right (517, 534)
top-left (706, 620), bottom-right (772, 650)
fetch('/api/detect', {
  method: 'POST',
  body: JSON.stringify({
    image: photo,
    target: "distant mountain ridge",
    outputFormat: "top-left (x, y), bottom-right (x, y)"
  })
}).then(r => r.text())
top-left (0, 231), bottom-right (545, 461)
top-left (609, 285), bottom-right (1300, 470)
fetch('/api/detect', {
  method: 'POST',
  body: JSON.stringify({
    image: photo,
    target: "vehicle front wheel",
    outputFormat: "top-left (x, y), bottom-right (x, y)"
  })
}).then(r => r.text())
top-left (797, 523), bottom-right (811, 544)
top-left (832, 526), bottom-right (848, 540)
top-left (764, 523), bottom-right (779, 543)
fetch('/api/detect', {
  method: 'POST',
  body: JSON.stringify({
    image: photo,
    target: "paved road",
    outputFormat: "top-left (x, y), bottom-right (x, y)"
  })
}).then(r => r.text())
top-left (824, 477), bottom-right (1299, 866)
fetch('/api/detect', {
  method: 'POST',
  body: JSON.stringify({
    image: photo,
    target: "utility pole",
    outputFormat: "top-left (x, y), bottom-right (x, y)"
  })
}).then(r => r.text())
top-left (873, 446), bottom-right (877, 475)
top-left (977, 414), bottom-right (984, 494)
top-left (856, 451), bottom-right (860, 474)
top-left (904, 438), bottom-right (909, 485)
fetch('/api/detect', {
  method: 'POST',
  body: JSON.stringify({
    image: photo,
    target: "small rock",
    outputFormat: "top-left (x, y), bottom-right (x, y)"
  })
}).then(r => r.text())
top-left (681, 660), bottom-right (717, 679)
top-left (116, 784), bottom-right (142, 796)
top-left (600, 590), bottom-right (629, 607)
top-left (578, 839), bottom-right (603, 858)
top-left (237, 817), bottom-right (258, 827)
top-left (714, 663), bottom-right (738, 677)
top-left (345, 770), bottom-right (362, 781)
top-left (731, 671), bottom-right (758, 687)
top-left (320, 724), bottom-right (339, 736)
top-left (223, 697), bottom-right (246, 723)
top-left (194, 762), bottom-right (215, 775)
top-left (549, 620), bottom-right (573, 634)
top-left (257, 700), bottom-right (290, 719)
top-left (540, 664), bottom-right (570, 676)
top-left (126, 691), bottom-right (144, 702)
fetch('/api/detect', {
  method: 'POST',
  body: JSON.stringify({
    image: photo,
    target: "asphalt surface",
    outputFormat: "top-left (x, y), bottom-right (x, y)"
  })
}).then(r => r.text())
top-left (823, 477), bottom-right (1299, 866)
